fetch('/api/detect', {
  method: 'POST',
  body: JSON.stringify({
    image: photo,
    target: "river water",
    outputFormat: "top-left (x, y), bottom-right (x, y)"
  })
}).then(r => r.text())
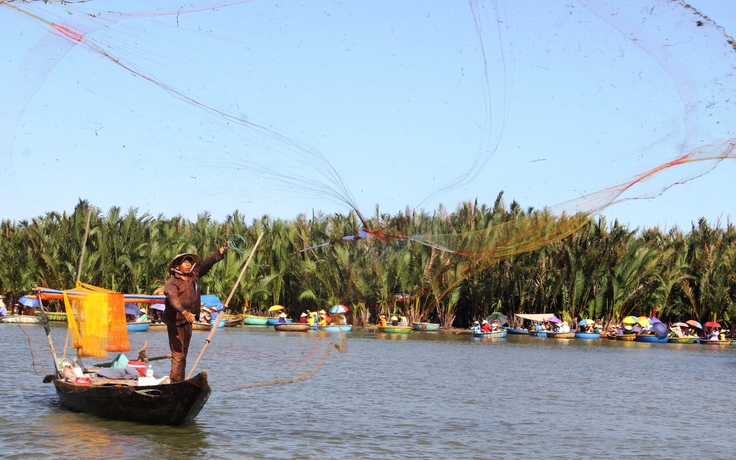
top-left (1, 323), bottom-right (735, 459)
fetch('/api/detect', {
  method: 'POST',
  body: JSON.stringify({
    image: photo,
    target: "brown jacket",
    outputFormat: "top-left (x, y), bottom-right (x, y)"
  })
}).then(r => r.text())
top-left (163, 250), bottom-right (224, 326)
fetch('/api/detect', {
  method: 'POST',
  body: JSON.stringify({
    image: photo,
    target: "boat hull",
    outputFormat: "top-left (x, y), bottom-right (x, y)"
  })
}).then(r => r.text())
top-left (376, 325), bottom-right (411, 334)
top-left (546, 331), bottom-right (576, 339)
top-left (52, 371), bottom-right (211, 426)
top-left (317, 325), bottom-right (353, 332)
top-left (699, 339), bottom-right (733, 346)
top-left (1, 315), bottom-right (41, 324)
top-left (615, 334), bottom-right (637, 341)
top-left (529, 331), bottom-right (547, 337)
top-left (668, 337), bottom-right (698, 344)
top-left (224, 317), bottom-right (243, 327)
top-left (243, 315), bottom-right (269, 326)
top-left (474, 330), bottom-right (507, 338)
top-left (274, 323), bottom-right (310, 332)
top-left (266, 318), bottom-right (292, 326)
top-left (504, 327), bottom-right (529, 335)
top-left (149, 323), bottom-right (167, 331)
top-left (412, 322), bottom-right (440, 332)
top-left (635, 334), bottom-right (669, 343)
top-left (36, 311), bottom-right (68, 322)
top-left (574, 332), bottom-right (601, 340)
top-left (127, 321), bottom-right (151, 332)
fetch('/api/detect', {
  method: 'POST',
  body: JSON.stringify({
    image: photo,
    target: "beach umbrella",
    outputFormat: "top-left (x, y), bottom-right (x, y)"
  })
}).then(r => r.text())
top-left (672, 322), bottom-right (690, 328)
top-left (704, 321), bottom-right (721, 328)
top-left (546, 316), bottom-right (561, 323)
top-left (637, 316), bottom-right (651, 326)
top-left (124, 302), bottom-right (141, 316)
top-left (150, 303), bottom-right (165, 311)
top-left (652, 322), bottom-right (669, 338)
top-left (686, 320), bottom-right (703, 329)
top-left (18, 295), bottom-right (40, 308)
top-left (650, 317), bottom-right (662, 323)
top-left (486, 312), bottom-right (508, 325)
top-left (579, 319), bottom-right (593, 326)
top-left (330, 305), bottom-right (349, 314)
top-left (622, 316), bottom-right (638, 324)
top-left (268, 305), bottom-right (285, 312)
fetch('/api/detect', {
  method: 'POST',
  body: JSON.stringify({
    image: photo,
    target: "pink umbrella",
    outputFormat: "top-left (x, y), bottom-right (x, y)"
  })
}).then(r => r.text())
top-left (546, 317), bottom-right (561, 323)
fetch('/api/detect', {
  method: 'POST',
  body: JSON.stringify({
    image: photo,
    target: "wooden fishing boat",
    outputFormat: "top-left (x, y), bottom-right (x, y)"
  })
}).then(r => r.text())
top-left (47, 371), bottom-right (211, 426)
top-left (615, 334), bottom-right (637, 341)
top-left (667, 336), bottom-right (698, 344)
top-left (699, 339), bottom-right (733, 346)
top-left (317, 324), bottom-right (353, 332)
top-left (1, 315), bottom-right (42, 324)
top-left (503, 327), bottom-right (529, 335)
top-left (473, 330), bottom-right (507, 338)
top-left (546, 331), bottom-right (576, 339)
top-left (223, 316), bottom-right (243, 327)
top-left (274, 323), bottom-right (310, 332)
top-left (412, 322), bottom-right (440, 332)
top-left (127, 321), bottom-right (151, 332)
top-left (243, 314), bottom-right (269, 326)
top-left (376, 325), bottom-right (411, 334)
top-left (574, 332), bottom-right (601, 340)
top-left (36, 311), bottom-right (68, 322)
top-left (635, 334), bottom-right (669, 343)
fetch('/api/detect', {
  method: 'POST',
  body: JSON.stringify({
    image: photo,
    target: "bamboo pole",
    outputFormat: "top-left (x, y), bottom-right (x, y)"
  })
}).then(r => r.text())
top-left (187, 232), bottom-right (264, 379)
top-left (62, 205), bottom-right (93, 360)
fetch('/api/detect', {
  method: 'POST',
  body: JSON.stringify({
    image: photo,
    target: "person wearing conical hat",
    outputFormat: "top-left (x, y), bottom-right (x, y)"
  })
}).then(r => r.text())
top-left (163, 241), bottom-right (229, 382)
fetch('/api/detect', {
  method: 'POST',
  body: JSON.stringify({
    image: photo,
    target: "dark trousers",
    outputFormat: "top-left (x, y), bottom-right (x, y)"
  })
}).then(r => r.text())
top-left (166, 322), bottom-right (192, 382)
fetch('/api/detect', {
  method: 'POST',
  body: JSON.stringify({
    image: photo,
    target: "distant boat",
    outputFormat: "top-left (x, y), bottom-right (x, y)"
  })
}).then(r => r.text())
top-left (36, 311), bottom-right (68, 322)
top-left (546, 331), bottom-right (576, 339)
top-left (668, 336), bottom-right (698, 344)
top-left (699, 339), bottom-right (733, 346)
top-left (318, 324), bottom-right (353, 332)
top-left (243, 314), bottom-right (269, 326)
top-left (635, 334), bottom-right (669, 343)
top-left (574, 331), bottom-right (601, 340)
top-left (615, 334), bottom-right (637, 341)
top-left (266, 318), bottom-right (292, 326)
top-left (503, 326), bottom-right (529, 335)
top-left (376, 325), bottom-right (411, 334)
top-left (274, 323), bottom-right (310, 332)
top-left (412, 322), bottom-right (440, 332)
top-left (1, 315), bottom-right (41, 324)
top-left (473, 330), bottom-right (507, 338)
top-left (126, 321), bottom-right (151, 332)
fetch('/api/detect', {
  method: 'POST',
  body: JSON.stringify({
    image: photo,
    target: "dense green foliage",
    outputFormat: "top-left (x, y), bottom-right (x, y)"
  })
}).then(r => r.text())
top-left (1, 197), bottom-right (734, 327)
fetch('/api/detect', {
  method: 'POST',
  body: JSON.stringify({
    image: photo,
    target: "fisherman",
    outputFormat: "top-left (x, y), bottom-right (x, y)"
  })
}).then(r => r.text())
top-left (163, 242), bottom-right (229, 383)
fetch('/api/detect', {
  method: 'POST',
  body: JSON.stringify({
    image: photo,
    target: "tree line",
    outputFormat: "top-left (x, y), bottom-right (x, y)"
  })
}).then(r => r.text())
top-left (1, 196), bottom-right (734, 328)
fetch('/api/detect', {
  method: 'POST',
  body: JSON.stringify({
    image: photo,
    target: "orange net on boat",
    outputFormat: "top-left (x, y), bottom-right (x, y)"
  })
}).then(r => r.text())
top-left (62, 283), bottom-right (130, 358)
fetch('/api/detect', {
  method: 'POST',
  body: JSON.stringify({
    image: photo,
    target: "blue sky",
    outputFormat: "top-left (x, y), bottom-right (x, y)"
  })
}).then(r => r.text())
top-left (1, 0), bottom-right (734, 230)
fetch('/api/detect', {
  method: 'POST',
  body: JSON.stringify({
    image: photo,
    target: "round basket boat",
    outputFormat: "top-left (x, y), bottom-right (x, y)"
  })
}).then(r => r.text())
top-left (274, 323), bottom-right (310, 332)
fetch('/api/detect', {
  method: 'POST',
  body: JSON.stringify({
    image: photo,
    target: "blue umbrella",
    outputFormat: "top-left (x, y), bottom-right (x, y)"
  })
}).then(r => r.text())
top-left (652, 321), bottom-right (669, 338)
top-left (124, 303), bottom-right (141, 316)
top-left (150, 303), bottom-right (165, 311)
top-left (18, 295), bottom-right (40, 308)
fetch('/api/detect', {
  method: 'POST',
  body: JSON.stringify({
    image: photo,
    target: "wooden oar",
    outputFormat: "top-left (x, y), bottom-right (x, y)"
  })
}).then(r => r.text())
top-left (187, 231), bottom-right (264, 379)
